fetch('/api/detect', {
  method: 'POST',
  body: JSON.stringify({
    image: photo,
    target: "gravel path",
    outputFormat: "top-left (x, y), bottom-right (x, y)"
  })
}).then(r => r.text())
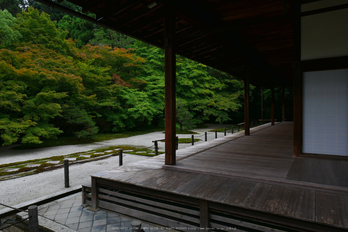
top-left (0, 124), bottom-right (232, 211)
top-left (0, 127), bottom-right (229, 165)
top-left (0, 154), bottom-right (151, 211)
top-left (0, 132), bottom-right (166, 165)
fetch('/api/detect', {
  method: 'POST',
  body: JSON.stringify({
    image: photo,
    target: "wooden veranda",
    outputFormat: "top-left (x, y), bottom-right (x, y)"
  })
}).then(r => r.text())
top-left (84, 123), bottom-right (348, 231)
top-left (31, 0), bottom-right (348, 230)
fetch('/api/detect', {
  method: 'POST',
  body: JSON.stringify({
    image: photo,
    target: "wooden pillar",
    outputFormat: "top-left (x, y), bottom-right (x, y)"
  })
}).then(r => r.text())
top-left (261, 88), bottom-right (264, 124)
top-left (282, 87), bottom-right (285, 122)
top-left (293, 0), bottom-right (302, 157)
top-left (91, 177), bottom-right (98, 209)
top-left (271, 88), bottom-right (275, 126)
top-left (244, 76), bottom-right (250, 135)
top-left (164, 0), bottom-right (176, 165)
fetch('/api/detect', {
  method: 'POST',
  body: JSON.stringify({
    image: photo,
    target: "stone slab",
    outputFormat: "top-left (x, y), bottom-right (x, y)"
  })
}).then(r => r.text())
top-left (80, 155), bottom-right (91, 158)
top-left (0, 186), bottom-right (81, 217)
top-left (46, 161), bottom-right (60, 164)
top-left (2, 168), bottom-right (20, 172)
top-left (26, 164), bottom-right (41, 168)
top-left (17, 211), bottom-right (77, 232)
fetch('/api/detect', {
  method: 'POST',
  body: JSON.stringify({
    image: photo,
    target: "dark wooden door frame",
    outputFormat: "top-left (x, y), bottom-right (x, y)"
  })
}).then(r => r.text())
top-left (296, 56), bottom-right (348, 157)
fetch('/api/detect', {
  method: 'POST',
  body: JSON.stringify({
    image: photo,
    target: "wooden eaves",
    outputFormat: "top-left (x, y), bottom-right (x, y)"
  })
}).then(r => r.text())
top-left (35, 0), bottom-right (343, 161)
top-left (33, 0), bottom-right (303, 89)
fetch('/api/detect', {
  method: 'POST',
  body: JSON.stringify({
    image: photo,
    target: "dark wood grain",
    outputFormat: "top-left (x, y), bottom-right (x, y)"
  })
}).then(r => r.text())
top-left (222, 181), bottom-right (257, 207)
top-left (89, 122), bottom-right (348, 230)
top-left (316, 192), bottom-right (348, 228)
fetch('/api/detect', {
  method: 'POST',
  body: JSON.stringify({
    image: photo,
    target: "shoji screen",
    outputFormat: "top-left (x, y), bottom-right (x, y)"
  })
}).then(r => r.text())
top-left (303, 69), bottom-right (348, 156)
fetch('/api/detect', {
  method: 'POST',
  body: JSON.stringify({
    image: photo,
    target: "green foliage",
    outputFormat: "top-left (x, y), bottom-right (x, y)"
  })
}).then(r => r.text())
top-left (57, 15), bottom-right (95, 47)
top-left (177, 138), bottom-right (201, 144)
top-left (0, 7), bottom-right (246, 146)
top-left (176, 98), bottom-right (194, 131)
top-left (132, 41), bottom-right (243, 126)
top-left (15, 7), bottom-right (70, 54)
top-left (176, 57), bottom-right (242, 124)
top-left (0, 9), bottom-right (22, 48)
top-left (0, 0), bottom-right (26, 16)
top-left (30, 0), bottom-right (79, 22)
top-left (0, 118), bottom-right (35, 145)
top-left (0, 46), bottom-right (69, 145)
top-left (63, 101), bottom-right (99, 138)
top-left (89, 28), bottom-right (135, 49)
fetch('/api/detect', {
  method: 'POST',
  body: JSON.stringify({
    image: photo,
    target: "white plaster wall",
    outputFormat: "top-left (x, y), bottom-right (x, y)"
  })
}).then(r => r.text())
top-left (303, 69), bottom-right (348, 156)
top-left (301, 7), bottom-right (348, 60)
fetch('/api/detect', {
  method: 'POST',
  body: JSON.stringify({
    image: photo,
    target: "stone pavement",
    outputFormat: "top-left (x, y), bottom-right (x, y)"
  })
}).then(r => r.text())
top-left (31, 193), bottom-right (173, 232)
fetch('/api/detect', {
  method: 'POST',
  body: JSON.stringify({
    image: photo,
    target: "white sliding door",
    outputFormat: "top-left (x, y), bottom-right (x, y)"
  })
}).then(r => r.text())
top-left (303, 69), bottom-right (348, 156)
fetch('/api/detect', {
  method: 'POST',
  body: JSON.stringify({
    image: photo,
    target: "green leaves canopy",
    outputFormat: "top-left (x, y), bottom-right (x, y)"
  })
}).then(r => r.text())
top-left (0, 7), bottom-right (245, 146)
top-left (0, 9), bottom-right (22, 48)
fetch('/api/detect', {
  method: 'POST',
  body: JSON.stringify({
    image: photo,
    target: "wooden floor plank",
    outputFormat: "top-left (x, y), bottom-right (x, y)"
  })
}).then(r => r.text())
top-left (171, 123), bottom-right (295, 181)
top-left (315, 192), bottom-right (348, 228)
top-left (155, 171), bottom-right (199, 192)
top-left (287, 158), bottom-right (348, 188)
top-left (190, 175), bottom-right (229, 199)
top-left (91, 122), bottom-right (348, 230)
top-left (276, 187), bottom-right (315, 220)
top-left (172, 174), bottom-right (218, 196)
top-left (243, 183), bottom-right (275, 210)
top-left (331, 160), bottom-right (348, 187)
top-left (122, 169), bottom-right (165, 185)
top-left (222, 181), bottom-right (257, 207)
top-left (286, 158), bottom-right (306, 181)
top-left (204, 178), bottom-right (242, 202)
top-left (135, 169), bottom-right (177, 188)
top-left (340, 160), bottom-right (348, 187)
top-left (137, 170), bottom-right (198, 191)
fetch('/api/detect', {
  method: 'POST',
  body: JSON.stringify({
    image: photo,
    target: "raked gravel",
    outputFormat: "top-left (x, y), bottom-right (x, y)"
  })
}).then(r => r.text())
top-left (0, 125), bottom-right (229, 211)
top-left (0, 131), bottom-right (167, 165)
top-left (0, 129), bottom-right (226, 165)
top-left (0, 154), bottom-right (152, 211)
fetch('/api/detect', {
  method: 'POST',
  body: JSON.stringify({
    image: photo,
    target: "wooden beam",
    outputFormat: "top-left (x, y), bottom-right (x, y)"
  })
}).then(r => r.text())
top-left (96, 0), bottom-right (140, 22)
top-left (178, 35), bottom-right (207, 48)
top-left (115, 5), bottom-right (158, 28)
top-left (186, 42), bottom-right (219, 57)
top-left (130, 16), bottom-right (164, 34)
top-left (301, 3), bottom-right (348, 17)
top-left (271, 88), bottom-right (275, 126)
top-left (164, 0), bottom-right (176, 165)
top-left (301, 0), bottom-right (321, 4)
top-left (244, 75), bottom-right (250, 135)
top-left (302, 56), bottom-right (348, 72)
top-left (32, 0), bottom-right (162, 50)
top-left (176, 1), bottom-right (277, 81)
